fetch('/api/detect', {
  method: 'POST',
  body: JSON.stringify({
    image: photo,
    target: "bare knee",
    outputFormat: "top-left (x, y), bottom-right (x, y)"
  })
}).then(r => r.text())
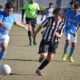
top-left (46, 53), bottom-right (54, 61)
top-left (66, 40), bottom-right (70, 46)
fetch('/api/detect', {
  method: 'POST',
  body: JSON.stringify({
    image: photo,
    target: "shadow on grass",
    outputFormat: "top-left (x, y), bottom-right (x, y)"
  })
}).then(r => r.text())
top-left (4, 58), bottom-right (63, 63)
top-left (70, 63), bottom-right (80, 67)
top-left (10, 73), bottom-right (36, 76)
top-left (4, 58), bottom-right (38, 62)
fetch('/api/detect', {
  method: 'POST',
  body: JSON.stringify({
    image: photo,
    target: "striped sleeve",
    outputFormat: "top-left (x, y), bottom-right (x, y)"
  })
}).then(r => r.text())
top-left (40, 18), bottom-right (49, 28)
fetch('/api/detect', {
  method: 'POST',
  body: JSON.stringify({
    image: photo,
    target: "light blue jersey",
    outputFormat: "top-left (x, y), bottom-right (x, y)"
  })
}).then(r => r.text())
top-left (64, 9), bottom-right (80, 34)
top-left (0, 11), bottom-right (16, 35)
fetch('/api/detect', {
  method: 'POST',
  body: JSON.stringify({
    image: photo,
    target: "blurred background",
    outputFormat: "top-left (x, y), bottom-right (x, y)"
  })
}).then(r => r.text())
top-left (0, 0), bottom-right (70, 12)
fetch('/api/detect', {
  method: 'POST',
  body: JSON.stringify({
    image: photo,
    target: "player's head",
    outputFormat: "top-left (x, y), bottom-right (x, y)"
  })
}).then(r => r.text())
top-left (28, 0), bottom-right (34, 4)
top-left (74, 3), bottom-right (80, 13)
top-left (69, 0), bottom-right (74, 9)
top-left (5, 2), bottom-right (14, 16)
top-left (49, 2), bottom-right (53, 8)
top-left (53, 8), bottom-right (64, 21)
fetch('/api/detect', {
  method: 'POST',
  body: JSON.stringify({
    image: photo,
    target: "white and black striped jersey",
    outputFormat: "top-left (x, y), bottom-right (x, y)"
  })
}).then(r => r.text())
top-left (41, 16), bottom-right (65, 42)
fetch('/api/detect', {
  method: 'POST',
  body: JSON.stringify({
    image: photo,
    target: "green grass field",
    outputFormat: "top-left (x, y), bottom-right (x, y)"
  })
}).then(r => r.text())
top-left (0, 25), bottom-right (80, 80)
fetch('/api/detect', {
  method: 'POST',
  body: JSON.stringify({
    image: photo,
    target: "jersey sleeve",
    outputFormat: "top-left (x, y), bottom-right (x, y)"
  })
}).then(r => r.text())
top-left (36, 3), bottom-right (40, 10)
top-left (41, 18), bottom-right (49, 28)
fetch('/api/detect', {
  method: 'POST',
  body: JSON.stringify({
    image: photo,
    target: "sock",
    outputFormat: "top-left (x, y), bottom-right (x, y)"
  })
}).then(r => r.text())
top-left (38, 59), bottom-right (49, 70)
top-left (69, 46), bottom-right (75, 57)
top-left (33, 37), bottom-right (36, 44)
top-left (28, 31), bottom-right (32, 44)
top-left (0, 51), bottom-right (6, 60)
top-left (64, 44), bottom-right (68, 54)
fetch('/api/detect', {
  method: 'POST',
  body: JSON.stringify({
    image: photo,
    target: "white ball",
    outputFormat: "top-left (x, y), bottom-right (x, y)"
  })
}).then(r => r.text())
top-left (0, 64), bottom-right (11, 75)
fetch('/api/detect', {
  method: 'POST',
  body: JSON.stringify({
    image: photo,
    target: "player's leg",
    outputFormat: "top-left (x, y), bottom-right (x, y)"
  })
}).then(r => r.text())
top-left (0, 35), bottom-right (9, 60)
top-left (38, 39), bottom-right (48, 63)
top-left (39, 53), bottom-right (47, 63)
top-left (36, 42), bottom-right (57, 76)
top-left (28, 25), bottom-right (32, 45)
top-left (68, 34), bottom-right (77, 63)
top-left (36, 52), bottom-right (55, 76)
top-left (25, 17), bottom-right (32, 45)
top-left (62, 33), bottom-right (70, 61)
top-left (31, 18), bottom-right (37, 45)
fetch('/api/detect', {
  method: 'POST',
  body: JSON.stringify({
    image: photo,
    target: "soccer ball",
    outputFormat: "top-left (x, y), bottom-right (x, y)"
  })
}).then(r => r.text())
top-left (0, 64), bottom-right (11, 75)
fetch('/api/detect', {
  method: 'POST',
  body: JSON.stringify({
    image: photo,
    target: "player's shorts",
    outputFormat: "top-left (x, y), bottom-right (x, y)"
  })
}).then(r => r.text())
top-left (25, 17), bottom-right (36, 27)
top-left (64, 33), bottom-right (77, 43)
top-left (0, 34), bottom-right (10, 44)
top-left (38, 39), bottom-right (58, 54)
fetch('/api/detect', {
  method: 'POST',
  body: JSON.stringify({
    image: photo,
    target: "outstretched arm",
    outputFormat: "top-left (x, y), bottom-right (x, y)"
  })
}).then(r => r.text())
top-left (14, 22), bottom-right (32, 31)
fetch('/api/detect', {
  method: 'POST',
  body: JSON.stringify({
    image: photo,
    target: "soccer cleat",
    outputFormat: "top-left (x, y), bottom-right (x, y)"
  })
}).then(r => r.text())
top-left (68, 56), bottom-right (74, 63)
top-left (62, 53), bottom-right (67, 61)
top-left (29, 43), bottom-right (33, 45)
top-left (36, 69), bottom-right (42, 76)
top-left (33, 42), bottom-right (37, 45)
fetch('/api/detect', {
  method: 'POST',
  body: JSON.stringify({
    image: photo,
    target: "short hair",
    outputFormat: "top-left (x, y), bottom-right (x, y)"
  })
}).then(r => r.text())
top-left (53, 8), bottom-right (64, 15)
top-left (5, 2), bottom-right (14, 9)
top-left (74, 3), bottom-right (80, 9)
top-left (69, 0), bottom-right (74, 5)
top-left (49, 2), bottom-right (53, 6)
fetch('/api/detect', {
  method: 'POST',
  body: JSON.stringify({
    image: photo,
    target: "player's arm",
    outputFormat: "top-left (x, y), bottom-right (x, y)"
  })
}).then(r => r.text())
top-left (34, 18), bottom-right (48, 37)
top-left (55, 22), bottom-right (65, 38)
top-left (21, 3), bottom-right (27, 22)
top-left (14, 22), bottom-right (32, 31)
top-left (21, 9), bottom-right (25, 22)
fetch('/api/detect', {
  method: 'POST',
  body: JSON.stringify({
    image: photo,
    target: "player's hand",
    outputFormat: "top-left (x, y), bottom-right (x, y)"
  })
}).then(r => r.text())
top-left (55, 32), bottom-right (62, 38)
top-left (25, 24), bottom-right (32, 31)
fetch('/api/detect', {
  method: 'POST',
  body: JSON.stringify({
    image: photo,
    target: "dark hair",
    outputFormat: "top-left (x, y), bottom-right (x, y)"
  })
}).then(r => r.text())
top-left (69, 0), bottom-right (74, 5)
top-left (49, 2), bottom-right (53, 6)
top-left (53, 8), bottom-right (64, 15)
top-left (5, 2), bottom-right (14, 9)
top-left (74, 3), bottom-right (80, 9)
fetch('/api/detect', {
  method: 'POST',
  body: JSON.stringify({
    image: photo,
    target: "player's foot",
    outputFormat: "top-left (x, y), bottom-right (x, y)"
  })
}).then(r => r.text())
top-left (33, 42), bottom-right (37, 45)
top-left (36, 69), bottom-right (42, 76)
top-left (29, 43), bottom-right (33, 45)
top-left (68, 56), bottom-right (74, 63)
top-left (62, 53), bottom-right (67, 61)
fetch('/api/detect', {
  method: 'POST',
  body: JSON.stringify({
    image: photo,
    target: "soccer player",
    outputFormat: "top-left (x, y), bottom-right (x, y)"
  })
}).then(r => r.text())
top-left (34, 8), bottom-right (64, 76)
top-left (62, 3), bottom-right (80, 63)
top-left (41, 2), bottom-right (54, 21)
top-left (22, 0), bottom-right (40, 45)
top-left (0, 2), bottom-right (31, 60)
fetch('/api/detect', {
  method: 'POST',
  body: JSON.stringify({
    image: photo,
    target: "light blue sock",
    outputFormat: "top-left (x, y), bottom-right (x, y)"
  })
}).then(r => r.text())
top-left (0, 51), bottom-right (6, 60)
top-left (64, 44), bottom-right (68, 54)
top-left (69, 46), bottom-right (75, 57)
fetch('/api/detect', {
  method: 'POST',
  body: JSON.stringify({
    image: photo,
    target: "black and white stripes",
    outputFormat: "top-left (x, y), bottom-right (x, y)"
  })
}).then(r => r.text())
top-left (41, 17), bottom-right (65, 42)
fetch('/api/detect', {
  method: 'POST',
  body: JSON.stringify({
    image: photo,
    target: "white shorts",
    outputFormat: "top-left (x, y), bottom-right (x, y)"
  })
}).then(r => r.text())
top-left (64, 33), bottom-right (77, 43)
top-left (0, 34), bottom-right (10, 44)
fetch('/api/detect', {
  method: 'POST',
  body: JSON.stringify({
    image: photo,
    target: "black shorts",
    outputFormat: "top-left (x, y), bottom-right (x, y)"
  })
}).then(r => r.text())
top-left (25, 17), bottom-right (36, 27)
top-left (38, 39), bottom-right (58, 54)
